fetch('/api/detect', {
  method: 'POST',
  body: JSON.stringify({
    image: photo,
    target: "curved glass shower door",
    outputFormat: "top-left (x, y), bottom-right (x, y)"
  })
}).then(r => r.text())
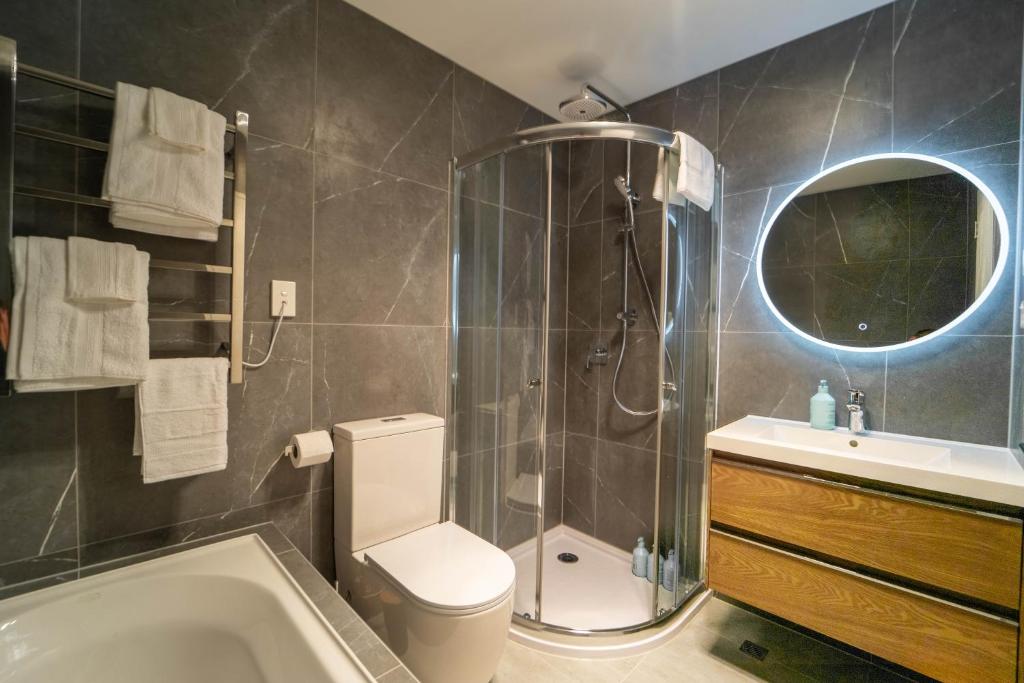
top-left (448, 144), bottom-right (551, 621)
top-left (448, 124), bottom-right (718, 637)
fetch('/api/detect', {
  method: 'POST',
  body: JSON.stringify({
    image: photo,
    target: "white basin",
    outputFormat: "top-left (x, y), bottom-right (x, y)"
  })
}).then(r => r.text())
top-left (707, 416), bottom-right (1024, 506)
top-left (760, 424), bottom-right (952, 467)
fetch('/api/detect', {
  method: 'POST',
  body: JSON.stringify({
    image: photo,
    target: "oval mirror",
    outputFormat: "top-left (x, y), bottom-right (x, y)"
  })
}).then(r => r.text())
top-left (755, 153), bottom-right (1009, 352)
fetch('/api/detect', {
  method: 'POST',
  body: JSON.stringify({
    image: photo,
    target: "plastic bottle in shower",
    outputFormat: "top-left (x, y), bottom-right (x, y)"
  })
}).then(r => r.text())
top-left (662, 549), bottom-right (677, 592)
top-left (631, 537), bottom-right (648, 578)
top-left (646, 547), bottom-right (663, 584)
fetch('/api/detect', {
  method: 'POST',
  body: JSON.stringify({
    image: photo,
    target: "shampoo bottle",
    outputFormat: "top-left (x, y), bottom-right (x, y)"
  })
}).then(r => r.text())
top-left (662, 549), bottom-right (678, 592)
top-left (810, 379), bottom-right (836, 430)
top-left (631, 537), bottom-right (648, 578)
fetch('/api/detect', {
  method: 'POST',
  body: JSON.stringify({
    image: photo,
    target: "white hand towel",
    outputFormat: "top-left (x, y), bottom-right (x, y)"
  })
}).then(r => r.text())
top-left (7, 236), bottom-right (149, 392)
top-left (133, 357), bottom-right (229, 483)
top-left (103, 82), bottom-right (226, 241)
top-left (652, 132), bottom-right (715, 211)
top-left (66, 236), bottom-right (141, 304)
top-left (148, 87), bottom-right (208, 153)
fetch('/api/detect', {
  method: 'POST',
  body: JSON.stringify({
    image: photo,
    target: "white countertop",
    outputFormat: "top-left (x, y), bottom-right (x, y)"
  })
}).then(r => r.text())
top-left (707, 415), bottom-right (1024, 507)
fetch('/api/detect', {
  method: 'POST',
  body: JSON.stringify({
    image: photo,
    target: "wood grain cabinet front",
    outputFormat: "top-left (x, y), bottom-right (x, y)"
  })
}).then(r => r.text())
top-left (710, 458), bottom-right (1023, 609)
top-left (709, 530), bottom-right (1018, 682)
top-left (708, 454), bottom-right (1024, 682)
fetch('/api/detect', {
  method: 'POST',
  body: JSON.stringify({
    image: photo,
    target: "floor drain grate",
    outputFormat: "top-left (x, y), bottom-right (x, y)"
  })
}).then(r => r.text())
top-left (557, 552), bottom-right (579, 563)
top-left (739, 640), bottom-right (768, 661)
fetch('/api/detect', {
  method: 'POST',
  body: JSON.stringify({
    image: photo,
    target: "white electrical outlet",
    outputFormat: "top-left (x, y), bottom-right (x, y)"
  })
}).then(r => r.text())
top-left (270, 280), bottom-right (296, 317)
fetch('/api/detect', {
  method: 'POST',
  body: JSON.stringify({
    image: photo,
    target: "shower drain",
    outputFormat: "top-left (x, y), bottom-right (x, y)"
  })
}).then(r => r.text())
top-left (557, 552), bottom-right (579, 563)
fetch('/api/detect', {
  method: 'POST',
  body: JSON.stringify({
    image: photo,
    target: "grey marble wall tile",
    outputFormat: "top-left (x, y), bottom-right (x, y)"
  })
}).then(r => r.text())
top-left (597, 330), bottom-right (659, 450)
top-left (566, 221), bottom-right (603, 331)
top-left (718, 7), bottom-right (892, 195)
top-left (719, 184), bottom-right (799, 333)
top-left (564, 331), bottom-right (601, 437)
top-left (545, 432), bottom-right (564, 530)
top-left (499, 210), bottom-right (545, 330)
top-left (906, 257), bottom-right (969, 336)
top-left (228, 324), bottom-right (312, 509)
top-left (312, 325), bottom-right (446, 427)
top-left (0, 549), bottom-right (78, 591)
top-left (815, 183), bottom-right (910, 265)
top-left (552, 141), bottom-right (571, 227)
top-left (894, 0), bottom-right (1023, 155)
top-left (908, 174), bottom-right (972, 259)
top-left (79, 494), bottom-right (312, 566)
top-left (244, 137), bottom-right (314, 323)
top-left (0, 570), bottom-right (77, 601)
top-left (315, 0), bottom-right (452, 188)
top-left (814, 260), bottom-right (909, 345)
top-left (549, 223), bottom-right (569, 331)
top-left (761, 196), bottom-right (815, 268)
top-left (562, 433), bottom-right (596, 536)
top-left (885, 335), bottom-right (1012, 446)
top-left (78, 525), bottom-right (293, 577)
top-left (454, 450), bottom-right (496, 542)
top-left (546, 330), bottom-right (567, 435)
top-left (454, 196), bottom-right (501, 328)
top-left (81, 0), bottom-right (315, 147)
top-left (76, 388), bottom-right (233, 544)
top-left (314, 154), bottom-right (448, 325)
top-left (311, 489), bottom-right (335, 583)
top-left (595, 440), bottom-right (656, 553)
top-left (569, 141), bottom-right (604, 225)
top-left (0, 393), bottom-right (77, 564)
top-left (717, 331), bottom-right (887, 430)
top-left (453, 66), bottom-right (536, 157)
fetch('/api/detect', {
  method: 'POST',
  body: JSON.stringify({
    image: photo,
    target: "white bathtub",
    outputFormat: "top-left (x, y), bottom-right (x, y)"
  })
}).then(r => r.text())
top-left (0, 535), bottom-right (374, 682)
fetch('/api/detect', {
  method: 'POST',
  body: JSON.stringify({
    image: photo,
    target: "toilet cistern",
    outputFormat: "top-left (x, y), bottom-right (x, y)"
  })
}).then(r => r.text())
top-left (847, 389), bottom-right (866, 435)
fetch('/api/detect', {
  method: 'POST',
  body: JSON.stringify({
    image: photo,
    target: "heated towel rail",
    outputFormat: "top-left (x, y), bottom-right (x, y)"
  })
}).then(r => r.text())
top-left (2, 36), bottom-right (248, 384)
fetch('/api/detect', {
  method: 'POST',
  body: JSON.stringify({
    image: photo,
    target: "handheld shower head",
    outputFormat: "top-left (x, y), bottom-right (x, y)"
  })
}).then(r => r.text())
top-left (614, 175), bottom-right (639, 204)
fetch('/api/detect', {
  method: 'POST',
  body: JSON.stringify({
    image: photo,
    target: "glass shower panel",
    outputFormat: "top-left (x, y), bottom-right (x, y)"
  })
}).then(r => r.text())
top-left (656, 174), bottom-right (719, 615)
top-left (450, 145), bottom-right (549, 621)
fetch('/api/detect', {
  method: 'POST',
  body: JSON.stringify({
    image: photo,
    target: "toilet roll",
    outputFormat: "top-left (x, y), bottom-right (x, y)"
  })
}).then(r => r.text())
top-left (287, 430), bottom-right (333, 468)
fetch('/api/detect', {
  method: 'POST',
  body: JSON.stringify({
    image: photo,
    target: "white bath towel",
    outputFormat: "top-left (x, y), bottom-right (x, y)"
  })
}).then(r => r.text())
top-left (133, 357), bottom-right (229, 483)
top-left (652, 132), bottom-right (715, 212)
top-left (148, 87), bottom-right (209, 152)
top-left (66, 236), bottom-right (142, 304)
top-left (103, 82), bottom-right (226, 241)
top-left (7, 236), bottom-right (149, 392)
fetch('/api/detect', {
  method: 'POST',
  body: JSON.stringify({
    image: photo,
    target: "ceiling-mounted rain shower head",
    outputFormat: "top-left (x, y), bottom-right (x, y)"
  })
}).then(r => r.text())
top-left (558, 86), bottom-right (611, 121)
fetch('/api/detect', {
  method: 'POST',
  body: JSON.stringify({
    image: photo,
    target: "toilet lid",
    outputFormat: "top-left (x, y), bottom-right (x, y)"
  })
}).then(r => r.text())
top-left (364, 522), bottom-right (516, 613)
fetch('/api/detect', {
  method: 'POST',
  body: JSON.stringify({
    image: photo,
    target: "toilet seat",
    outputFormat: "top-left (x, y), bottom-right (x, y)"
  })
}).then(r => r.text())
top-left (363, 522), bottom-right (516, 616)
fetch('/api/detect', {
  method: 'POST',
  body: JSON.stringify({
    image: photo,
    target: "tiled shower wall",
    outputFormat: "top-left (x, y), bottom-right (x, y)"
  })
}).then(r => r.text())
top-left (1, 0), bottom-right (546, 595)
top-left (632, 0), bottom-right (1023, 447)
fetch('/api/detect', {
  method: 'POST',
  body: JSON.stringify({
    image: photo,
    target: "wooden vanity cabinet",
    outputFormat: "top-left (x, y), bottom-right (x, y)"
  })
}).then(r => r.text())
top-left (708, 454), bottom-right (1024, 682)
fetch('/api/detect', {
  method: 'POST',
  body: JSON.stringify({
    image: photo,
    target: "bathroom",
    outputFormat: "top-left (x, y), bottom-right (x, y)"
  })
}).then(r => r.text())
top-left (1, 0), bottom-right (1022, 681)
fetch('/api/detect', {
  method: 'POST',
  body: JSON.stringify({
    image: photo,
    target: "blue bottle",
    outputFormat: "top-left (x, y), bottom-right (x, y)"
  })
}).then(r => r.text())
top-left (631, 537), bottom-right (648, 578)
top-left (662, 549), bottom-right (678, 592)
top-left (810, 380), bottom-right (836, 430)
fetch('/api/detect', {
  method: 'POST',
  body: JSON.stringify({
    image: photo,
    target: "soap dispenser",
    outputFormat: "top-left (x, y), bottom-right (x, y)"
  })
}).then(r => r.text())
top-left (810, 379), bottom-right (836, 430)
top-left (631, 537), bottom-right (648, 577)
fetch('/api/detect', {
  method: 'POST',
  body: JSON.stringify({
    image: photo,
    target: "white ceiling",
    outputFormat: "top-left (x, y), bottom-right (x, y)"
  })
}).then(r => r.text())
top-left (346, 0), bottom-right (892, 121)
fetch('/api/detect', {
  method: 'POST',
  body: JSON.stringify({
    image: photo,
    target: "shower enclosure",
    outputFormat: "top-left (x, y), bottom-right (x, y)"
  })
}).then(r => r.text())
top-left (446, 121), bottom-right (720, 638)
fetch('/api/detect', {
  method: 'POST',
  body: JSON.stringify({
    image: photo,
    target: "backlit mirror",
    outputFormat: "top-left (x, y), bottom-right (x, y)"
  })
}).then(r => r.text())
top-left (756, 153), bottom-right (1008, 352)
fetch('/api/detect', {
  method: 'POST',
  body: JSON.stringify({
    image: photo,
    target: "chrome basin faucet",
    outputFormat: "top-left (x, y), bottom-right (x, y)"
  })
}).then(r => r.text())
top-left (846, 390), bottom-right (866, 434)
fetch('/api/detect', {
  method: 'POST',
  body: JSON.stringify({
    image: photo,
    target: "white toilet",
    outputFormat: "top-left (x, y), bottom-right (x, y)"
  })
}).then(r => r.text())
top-left (333, 413), bottom-right (515, 683)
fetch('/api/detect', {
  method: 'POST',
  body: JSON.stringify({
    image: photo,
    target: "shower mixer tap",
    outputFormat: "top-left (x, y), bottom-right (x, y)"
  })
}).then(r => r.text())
top-left (616, 308), bottom-right (638, 327)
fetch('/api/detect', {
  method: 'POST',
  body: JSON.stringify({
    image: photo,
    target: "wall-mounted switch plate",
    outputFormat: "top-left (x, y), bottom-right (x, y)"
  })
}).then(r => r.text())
top-left (271, 280), bottom-right (296, 318)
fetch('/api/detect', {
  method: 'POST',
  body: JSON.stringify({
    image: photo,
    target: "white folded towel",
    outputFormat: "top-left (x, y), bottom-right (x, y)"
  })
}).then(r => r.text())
top-left (653, 131), bottom-right (715, 211)
top-left (103, 82), bottom-right (226, 242)
top-left (133, 357), bottom-right (229, 483)
top-left (7, 236), bottom-right (149, 392)
top-left (66, 236), bottom-right (141, 304)
top-left (148, 87), bottom-right (208, 152)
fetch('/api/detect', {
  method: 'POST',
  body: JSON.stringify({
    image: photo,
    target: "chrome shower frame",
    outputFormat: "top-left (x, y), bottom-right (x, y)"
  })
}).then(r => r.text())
top-left (447, 120), bottom-right (721, 640)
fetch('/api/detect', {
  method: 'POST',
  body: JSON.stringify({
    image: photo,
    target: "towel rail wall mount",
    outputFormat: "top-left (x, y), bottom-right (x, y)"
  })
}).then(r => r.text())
top-left (3, 40), bottom-right (248, 385)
